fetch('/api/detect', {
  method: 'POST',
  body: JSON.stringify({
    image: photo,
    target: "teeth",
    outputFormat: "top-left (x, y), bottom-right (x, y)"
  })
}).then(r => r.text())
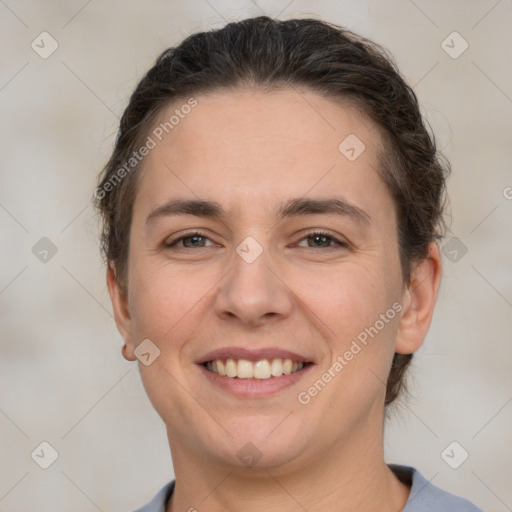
top-left (207, 358), bottom-right (304, 379)
top-left (253, 360), bottom-right (271, 379)
top-left (271, 359), bottom-right (283, 377)
top-left (237, 359), bottom-right (253, 379)
top-left (217, 359), bottom-right (226, 376)
top-left (225, 358), bottom-right (237, 377)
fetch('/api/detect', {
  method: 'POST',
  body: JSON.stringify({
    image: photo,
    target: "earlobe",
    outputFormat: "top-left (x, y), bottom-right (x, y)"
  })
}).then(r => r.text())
top-left (121, 343), bottom-right (135, 361)
top-left (395, 243), bottom-right (442, 355)
top-left (106, 265), bottom-right (136, 361)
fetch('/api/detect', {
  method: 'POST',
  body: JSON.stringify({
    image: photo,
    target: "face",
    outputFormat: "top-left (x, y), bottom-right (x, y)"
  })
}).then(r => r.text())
top-left (109, 88), bottom-right (440, 472)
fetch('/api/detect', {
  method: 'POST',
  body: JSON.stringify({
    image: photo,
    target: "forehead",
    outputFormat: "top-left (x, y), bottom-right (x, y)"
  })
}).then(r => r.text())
top-left (133, 88), bottom-right (393, 224)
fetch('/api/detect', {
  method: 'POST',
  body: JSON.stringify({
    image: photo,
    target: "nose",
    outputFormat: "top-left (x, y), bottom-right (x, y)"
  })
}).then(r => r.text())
top-left (213, 243), bottom-right (293, 328)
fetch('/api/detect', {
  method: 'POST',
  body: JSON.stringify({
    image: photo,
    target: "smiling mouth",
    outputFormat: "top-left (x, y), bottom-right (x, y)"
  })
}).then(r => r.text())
top-left (204, 358), bottom-right (311, 380)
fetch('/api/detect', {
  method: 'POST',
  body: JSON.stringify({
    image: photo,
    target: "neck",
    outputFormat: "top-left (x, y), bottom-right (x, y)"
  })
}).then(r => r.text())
top-left (166, 414), bottom-right (410, 512)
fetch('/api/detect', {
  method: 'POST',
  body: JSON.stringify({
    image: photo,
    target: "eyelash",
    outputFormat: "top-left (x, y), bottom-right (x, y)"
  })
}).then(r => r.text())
top-left (164, 229), bottom-right (349, 251)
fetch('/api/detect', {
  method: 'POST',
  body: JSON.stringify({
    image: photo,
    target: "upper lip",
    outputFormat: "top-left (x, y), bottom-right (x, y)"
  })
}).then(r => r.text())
top-left (196, 347), bottom-right (313, 365)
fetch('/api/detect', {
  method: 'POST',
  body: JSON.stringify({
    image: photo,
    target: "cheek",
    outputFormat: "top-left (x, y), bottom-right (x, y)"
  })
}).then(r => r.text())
top-left (126, 261), bottom-right (213, 424)
top-left (298, 259), bottom-right (399, 332)
top-left (286, 260), bottom-right (402, 430)
top-left (296, 259), bottom-right (402, 383)
top-left (127, 259), bottom-right (210, 344)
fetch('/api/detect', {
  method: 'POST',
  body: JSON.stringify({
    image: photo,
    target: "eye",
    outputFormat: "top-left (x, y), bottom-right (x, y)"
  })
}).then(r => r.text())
top-left (164, 230), bottom-right (349, 251)
top-left (296, 230), bottom-right (349, 250)
top-left (164, 231), bottom-right (216, 249)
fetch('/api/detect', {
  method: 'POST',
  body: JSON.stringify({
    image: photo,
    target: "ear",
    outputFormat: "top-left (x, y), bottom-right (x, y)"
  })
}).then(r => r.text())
top-left (106, 265), bottom-right (136, 361)
top-left (395, 242), bottom-right (442, 355)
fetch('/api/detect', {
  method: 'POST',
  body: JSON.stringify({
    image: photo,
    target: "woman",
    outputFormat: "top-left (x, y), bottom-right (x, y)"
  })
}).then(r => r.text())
top-left (95, 16), bottom-right (482, 512)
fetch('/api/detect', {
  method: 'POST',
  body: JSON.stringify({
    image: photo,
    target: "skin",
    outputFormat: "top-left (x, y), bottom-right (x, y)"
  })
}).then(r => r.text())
top-left (108, 88), bottom-right (442, 512)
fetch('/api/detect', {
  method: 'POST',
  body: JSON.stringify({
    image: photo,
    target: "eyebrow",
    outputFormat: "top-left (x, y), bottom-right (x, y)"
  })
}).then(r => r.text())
top-left (146, 197), bottom-right (371, 226)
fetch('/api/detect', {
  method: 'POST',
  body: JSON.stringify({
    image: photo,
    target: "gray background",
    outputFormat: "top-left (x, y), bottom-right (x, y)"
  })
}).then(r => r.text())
top-left (1, 1), bottom-right (511, 510)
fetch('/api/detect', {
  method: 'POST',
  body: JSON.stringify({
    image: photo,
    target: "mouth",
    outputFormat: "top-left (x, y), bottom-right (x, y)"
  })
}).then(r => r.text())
top-left (196, 348), bottom-right (314, 397)
top-left (204, 357), bottom-right (311, 380)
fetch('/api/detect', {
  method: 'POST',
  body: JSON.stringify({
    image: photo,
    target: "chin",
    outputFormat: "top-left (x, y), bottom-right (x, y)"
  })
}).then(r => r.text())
top-left (203, 415), bottom-right (313, 471)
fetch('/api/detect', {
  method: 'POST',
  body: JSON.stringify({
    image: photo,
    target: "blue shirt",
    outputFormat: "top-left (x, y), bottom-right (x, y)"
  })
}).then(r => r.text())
top-left (133, 465), bottom-right (482, 511)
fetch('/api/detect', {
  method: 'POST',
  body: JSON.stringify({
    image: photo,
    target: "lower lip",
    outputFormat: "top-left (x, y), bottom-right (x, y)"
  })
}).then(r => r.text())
top-left (198, 364), bottom-right (313, 398)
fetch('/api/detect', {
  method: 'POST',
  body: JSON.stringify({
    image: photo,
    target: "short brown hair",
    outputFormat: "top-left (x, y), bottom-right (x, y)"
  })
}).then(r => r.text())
top-left (95, 16), bottom-right (450, 405)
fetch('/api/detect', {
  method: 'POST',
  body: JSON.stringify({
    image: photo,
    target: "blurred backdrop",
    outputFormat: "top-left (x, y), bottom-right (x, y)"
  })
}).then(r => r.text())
top-left (1, 1), bottom-right (511, 511)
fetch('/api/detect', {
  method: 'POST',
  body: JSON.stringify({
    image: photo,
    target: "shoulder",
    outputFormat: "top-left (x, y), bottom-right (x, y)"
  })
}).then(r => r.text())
top-left (390, 464), bottom-right (483, 512)
top-left (131, 481), bottom-right (175, 512)
top-left (131, 469), bottom-right (483, 512)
